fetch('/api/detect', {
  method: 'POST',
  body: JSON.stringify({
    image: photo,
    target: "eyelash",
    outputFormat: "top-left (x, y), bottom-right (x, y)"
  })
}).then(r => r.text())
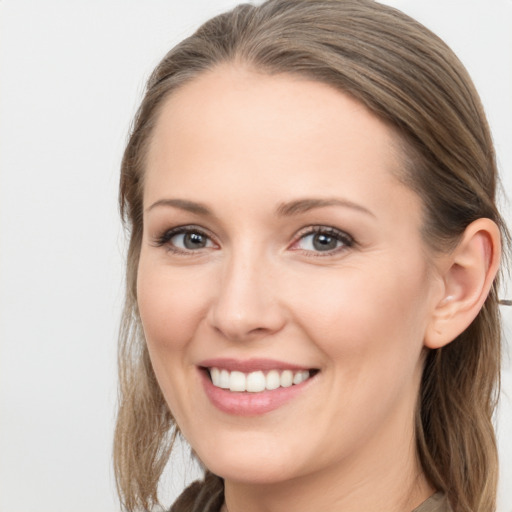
top-left (290, 226), bottom-right (354, 256)
top-left (153, 225), bottom-right (355, 256)
top-left (153, 225), bottom-right (216, 255)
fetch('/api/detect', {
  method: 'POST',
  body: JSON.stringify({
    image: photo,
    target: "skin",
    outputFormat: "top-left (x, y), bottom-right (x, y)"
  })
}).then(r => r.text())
top-left (137, 66), bottom-right (447, 512)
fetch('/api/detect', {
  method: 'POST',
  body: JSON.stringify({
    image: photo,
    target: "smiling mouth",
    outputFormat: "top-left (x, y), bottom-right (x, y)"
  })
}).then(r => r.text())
top-left (204, 367), bottom-right (319, 393)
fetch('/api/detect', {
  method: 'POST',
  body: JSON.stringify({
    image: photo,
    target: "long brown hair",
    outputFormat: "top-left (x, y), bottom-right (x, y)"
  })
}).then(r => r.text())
top-left (115, 1), bottom-right (509, 510)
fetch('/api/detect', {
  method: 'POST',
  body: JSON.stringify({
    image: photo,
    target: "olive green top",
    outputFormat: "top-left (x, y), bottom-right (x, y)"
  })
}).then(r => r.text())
top-left (171, 473), bottom-right (452, 512)
top-left (412, 492), bottom-right (451, 512)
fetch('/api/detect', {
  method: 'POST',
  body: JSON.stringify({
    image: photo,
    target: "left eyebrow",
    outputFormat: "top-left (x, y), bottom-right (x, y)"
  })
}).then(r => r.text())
top-left (275, 198), bottom-right (375, 218)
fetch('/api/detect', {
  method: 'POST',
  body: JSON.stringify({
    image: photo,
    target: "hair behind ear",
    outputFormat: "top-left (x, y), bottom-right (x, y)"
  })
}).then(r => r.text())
top-left (417, 220), bottom-right (502, 512)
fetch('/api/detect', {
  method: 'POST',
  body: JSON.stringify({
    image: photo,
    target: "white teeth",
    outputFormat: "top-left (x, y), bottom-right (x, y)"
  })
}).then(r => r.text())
top-left (229, 371), bottom-right (246, 392)
top-left (219, 369), bottom-right (230, 389)
top-left (293, 370), bottom-right (309, 385)
top-left (266, 370), bottom-right (281, 390)
top-left (209, 367), bottom-right (311, 392)
top-left (280, 370), bottom-right (293, 388)
top-left (246, 371), bottom-right (266, 392)
top-left (210, 367), bottom-right (220, 386)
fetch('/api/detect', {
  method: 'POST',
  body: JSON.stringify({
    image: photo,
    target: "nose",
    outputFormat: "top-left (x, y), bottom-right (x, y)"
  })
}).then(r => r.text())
top-left (206, 251), bottom-right (286, 342)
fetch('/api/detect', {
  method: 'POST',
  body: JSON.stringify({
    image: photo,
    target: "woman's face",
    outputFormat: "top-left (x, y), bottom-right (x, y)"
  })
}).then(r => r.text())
top-left (138, 67), bottom-right (444, 485)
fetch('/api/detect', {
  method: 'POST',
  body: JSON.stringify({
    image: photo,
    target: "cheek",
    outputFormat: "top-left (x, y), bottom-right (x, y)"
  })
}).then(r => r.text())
top-left (289, 262), bottom-right (431, 365)
top-left (293, 265), bottom-right (430, 432)
top-left (136, 259), bottom-right (211, 353)
top-left (136, 258), bottom-right (214, 428)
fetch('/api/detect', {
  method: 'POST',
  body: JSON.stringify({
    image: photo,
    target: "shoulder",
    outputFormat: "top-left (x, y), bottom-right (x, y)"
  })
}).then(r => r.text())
top-left (170, 472), bottom-right (224, 512)
top-left (412, 492), bottom-right (452, 512)
top-left (170, 479), bottom-right (450, 512)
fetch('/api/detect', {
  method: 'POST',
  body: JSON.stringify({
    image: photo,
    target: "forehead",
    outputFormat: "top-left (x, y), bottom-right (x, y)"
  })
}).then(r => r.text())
top-left (144, 65), bottom-right (420, 226)
top-left (149, 66), bottom-right (399, 162)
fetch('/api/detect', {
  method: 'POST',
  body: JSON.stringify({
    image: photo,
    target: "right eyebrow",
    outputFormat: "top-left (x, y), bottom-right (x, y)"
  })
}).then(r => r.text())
top-left (145, 198), bottom-right (213, 216)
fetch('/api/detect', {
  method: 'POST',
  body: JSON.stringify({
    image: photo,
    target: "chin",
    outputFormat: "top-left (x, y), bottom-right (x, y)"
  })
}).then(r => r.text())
top-left (194, 437), bottom-right (304, 485)
top-left (207, 460), bottom-right (297, 485)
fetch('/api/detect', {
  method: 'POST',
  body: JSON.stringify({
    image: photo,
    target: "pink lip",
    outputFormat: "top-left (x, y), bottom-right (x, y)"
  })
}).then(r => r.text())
top-left (198, 358), bottom-right (310, 373)
top-left (198, 359), bottom-right (316, 417)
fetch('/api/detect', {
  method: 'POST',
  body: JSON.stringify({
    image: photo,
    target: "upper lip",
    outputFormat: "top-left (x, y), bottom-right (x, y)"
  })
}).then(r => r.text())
top-left (198, 358), bottom-right (314, 373)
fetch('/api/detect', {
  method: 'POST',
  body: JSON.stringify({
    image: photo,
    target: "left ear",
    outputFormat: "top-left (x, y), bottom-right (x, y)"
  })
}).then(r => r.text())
top-left (424, 218), bottom-right (501, 349)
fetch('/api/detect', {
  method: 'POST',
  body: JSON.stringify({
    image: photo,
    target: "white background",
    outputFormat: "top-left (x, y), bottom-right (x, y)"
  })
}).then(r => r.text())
top-left (0, 1), bottom-right (511, 511)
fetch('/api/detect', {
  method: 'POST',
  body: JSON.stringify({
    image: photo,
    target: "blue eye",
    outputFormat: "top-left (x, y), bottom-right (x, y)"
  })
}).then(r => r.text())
top-left (294, 227), bottom-right (353, 253)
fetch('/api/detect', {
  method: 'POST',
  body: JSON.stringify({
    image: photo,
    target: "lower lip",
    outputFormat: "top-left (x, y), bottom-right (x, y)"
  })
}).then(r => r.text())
top-left (200, 370), bottom-right (314, 416)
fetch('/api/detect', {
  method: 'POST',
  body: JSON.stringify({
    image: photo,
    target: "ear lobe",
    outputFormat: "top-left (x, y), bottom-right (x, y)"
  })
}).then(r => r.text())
top-left (424, 218), bottom-right (501, 349)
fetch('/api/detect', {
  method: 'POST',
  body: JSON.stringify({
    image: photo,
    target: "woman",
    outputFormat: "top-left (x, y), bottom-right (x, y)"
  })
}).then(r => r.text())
top-left (114, 1), bottom-right (509, 511)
